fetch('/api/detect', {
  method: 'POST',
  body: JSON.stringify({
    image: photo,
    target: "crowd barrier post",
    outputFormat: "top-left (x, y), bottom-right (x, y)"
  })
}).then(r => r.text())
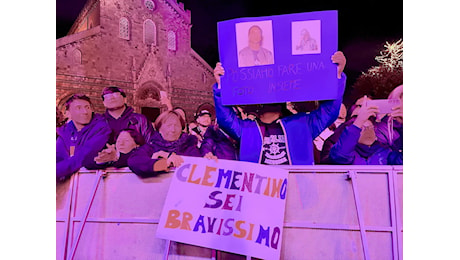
top-left (67, 170), bottom-right (106, 260)
top-left (347, 170), bottom-right (370, 260)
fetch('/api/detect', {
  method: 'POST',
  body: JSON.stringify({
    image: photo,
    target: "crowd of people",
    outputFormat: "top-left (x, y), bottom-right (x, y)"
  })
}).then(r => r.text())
top-left (56, 51), bottom-right (403, 180)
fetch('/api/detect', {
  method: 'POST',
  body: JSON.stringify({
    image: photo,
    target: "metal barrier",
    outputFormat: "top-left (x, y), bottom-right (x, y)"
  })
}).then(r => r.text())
top-left (56, 165), bottom-right (403, 260)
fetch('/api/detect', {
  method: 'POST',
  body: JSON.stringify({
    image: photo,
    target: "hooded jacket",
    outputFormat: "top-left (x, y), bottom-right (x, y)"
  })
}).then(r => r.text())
top-left (128, 131), bottom-right (201, 178)
top-left (328, 118), bottom-right (402, 165)
top-left (213, 73), bottom-right (346, 165)
top-left (104, 105), bottom-right (154, 144)
top-left (200, 125), bottom-right (238, 160)
top-left (56, 113), bottom-right (111, 179)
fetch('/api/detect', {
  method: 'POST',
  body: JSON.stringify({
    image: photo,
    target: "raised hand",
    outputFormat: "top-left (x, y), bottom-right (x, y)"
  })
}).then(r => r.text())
top-left (213, 62), bottom-right (225, 89)
top-left (159, 91), bottom-right (173, 110)
top-left (353, 96), bottom-right (379, 129)
top-left (331, 51), bottom-right (346, 79)
top-left (390, 105), bottom-right (403, 124)
top-left (94, 144), bottom-right (118, 164)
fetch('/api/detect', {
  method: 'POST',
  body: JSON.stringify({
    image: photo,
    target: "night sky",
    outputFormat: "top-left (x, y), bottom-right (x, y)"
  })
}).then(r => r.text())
top-left (56, 0), bottom-right (403, 100)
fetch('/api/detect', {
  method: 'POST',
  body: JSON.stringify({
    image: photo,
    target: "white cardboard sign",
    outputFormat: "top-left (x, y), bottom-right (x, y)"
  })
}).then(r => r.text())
top-left (156, 156), bottom-right (289, 259)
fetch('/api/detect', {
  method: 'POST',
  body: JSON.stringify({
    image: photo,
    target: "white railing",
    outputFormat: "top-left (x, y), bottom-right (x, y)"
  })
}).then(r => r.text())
top-left (56, 165), bottom-right (403, 260)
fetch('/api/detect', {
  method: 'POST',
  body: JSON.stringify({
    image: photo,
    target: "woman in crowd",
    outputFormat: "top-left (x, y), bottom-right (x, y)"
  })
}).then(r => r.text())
top-left (322, 92), bottom-right (402, 165)
top-left (375, 85), bottom-right (403, 164)
top-left (84, 128), bottom-right (145, 169)
top-left (128, 110), bottom-right (203, 178)
top-left (173, 106), bottom-right (189, 133)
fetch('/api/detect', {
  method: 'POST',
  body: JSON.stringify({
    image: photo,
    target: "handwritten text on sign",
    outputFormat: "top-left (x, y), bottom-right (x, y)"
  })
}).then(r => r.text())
top-left (156, 157), bottom-right (288, 260)
top-left (218, 10), bottom-right (338, 105)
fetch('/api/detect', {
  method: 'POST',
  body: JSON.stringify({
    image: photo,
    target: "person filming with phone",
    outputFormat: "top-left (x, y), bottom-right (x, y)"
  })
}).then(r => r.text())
top-left (323, 92), bottom-right (402, 165)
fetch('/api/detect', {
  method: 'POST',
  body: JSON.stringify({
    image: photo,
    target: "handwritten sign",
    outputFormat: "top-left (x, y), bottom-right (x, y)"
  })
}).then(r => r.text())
top-left (218, 10), bottom-right (338, 105)
top-left (156, 157), bottom-right (289, 260)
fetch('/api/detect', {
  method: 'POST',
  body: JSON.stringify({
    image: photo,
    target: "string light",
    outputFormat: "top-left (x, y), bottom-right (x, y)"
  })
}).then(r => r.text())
top-left (365, 39), bottom-right (403, 76)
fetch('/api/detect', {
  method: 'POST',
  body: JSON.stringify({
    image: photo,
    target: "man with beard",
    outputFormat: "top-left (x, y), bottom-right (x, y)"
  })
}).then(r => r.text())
top-left (213, 51), bottom-right (347, 165)
top-left (56, 94), bottom-right (111, 179)
top-left (94, 86), bottom-right (155, 164)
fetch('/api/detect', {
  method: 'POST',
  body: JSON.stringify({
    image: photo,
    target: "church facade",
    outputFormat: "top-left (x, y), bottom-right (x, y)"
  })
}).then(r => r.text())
top-left (56, 0), bottom-right (215, 122)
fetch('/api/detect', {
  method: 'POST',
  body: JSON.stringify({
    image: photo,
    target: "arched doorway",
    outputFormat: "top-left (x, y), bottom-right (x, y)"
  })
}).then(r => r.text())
top-left (135, 81), bottom-right (164, 123)
top-left (140, 107), bottom-right (160, 124)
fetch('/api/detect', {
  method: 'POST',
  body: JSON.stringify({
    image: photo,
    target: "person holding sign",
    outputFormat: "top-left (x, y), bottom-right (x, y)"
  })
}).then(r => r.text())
top-left (128, 110), bottom-right (203, 178)
top-left (238, 25), bottom-right (274, 67)
top-left (213, 51), bottom-right (347, 165)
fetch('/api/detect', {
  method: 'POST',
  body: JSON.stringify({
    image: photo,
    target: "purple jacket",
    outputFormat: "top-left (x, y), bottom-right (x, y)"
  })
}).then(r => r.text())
top-left (375, 116), bottom-right (403, 165)
top-left (213, 73), bottom-right (346, 165)
top-left (200, 125), bottom-right (238, 160)
top-left (56, 114), bottom-right (111, 179)
top-left (128, 131), bottom-right (201, 178)
top-left (328, 123), bottom-right (396, 165)
top-left (104, 105), bottom-right (154, 144)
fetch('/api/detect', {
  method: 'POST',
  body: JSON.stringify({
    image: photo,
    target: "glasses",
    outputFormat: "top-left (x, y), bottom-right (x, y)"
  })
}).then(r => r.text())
top-left (103, 92), bottom-right (123, 99)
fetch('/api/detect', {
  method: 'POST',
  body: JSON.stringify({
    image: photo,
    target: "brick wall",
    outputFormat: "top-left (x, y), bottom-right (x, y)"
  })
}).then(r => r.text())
top-left (56, 0), bottom-right (215, 123)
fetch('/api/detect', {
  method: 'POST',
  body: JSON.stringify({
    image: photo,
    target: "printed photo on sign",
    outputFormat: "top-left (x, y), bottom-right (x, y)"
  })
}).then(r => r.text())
top-left (292, 20), bottom-right (321, 55)
top-left (217, 10), bottom-right (338, 105)
top-left (236, 21), bottom-right (274, 67)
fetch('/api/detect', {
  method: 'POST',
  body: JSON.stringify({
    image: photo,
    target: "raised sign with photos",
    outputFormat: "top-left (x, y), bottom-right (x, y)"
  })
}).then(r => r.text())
top-left (218, 10), bottom-right (339, 105)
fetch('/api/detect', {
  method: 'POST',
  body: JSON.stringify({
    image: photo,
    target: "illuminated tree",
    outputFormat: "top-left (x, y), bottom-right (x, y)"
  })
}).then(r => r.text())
top-left (372, 39), bottom-right (403, 72)
top-left (351, 39), bottom-right (403, 100)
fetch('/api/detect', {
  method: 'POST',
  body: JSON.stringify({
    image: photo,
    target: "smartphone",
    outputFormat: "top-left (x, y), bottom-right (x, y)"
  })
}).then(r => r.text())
top-left (160, 91), bottom-right (167, 99)
top-left (365, 99), bottom-right (400, 114)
